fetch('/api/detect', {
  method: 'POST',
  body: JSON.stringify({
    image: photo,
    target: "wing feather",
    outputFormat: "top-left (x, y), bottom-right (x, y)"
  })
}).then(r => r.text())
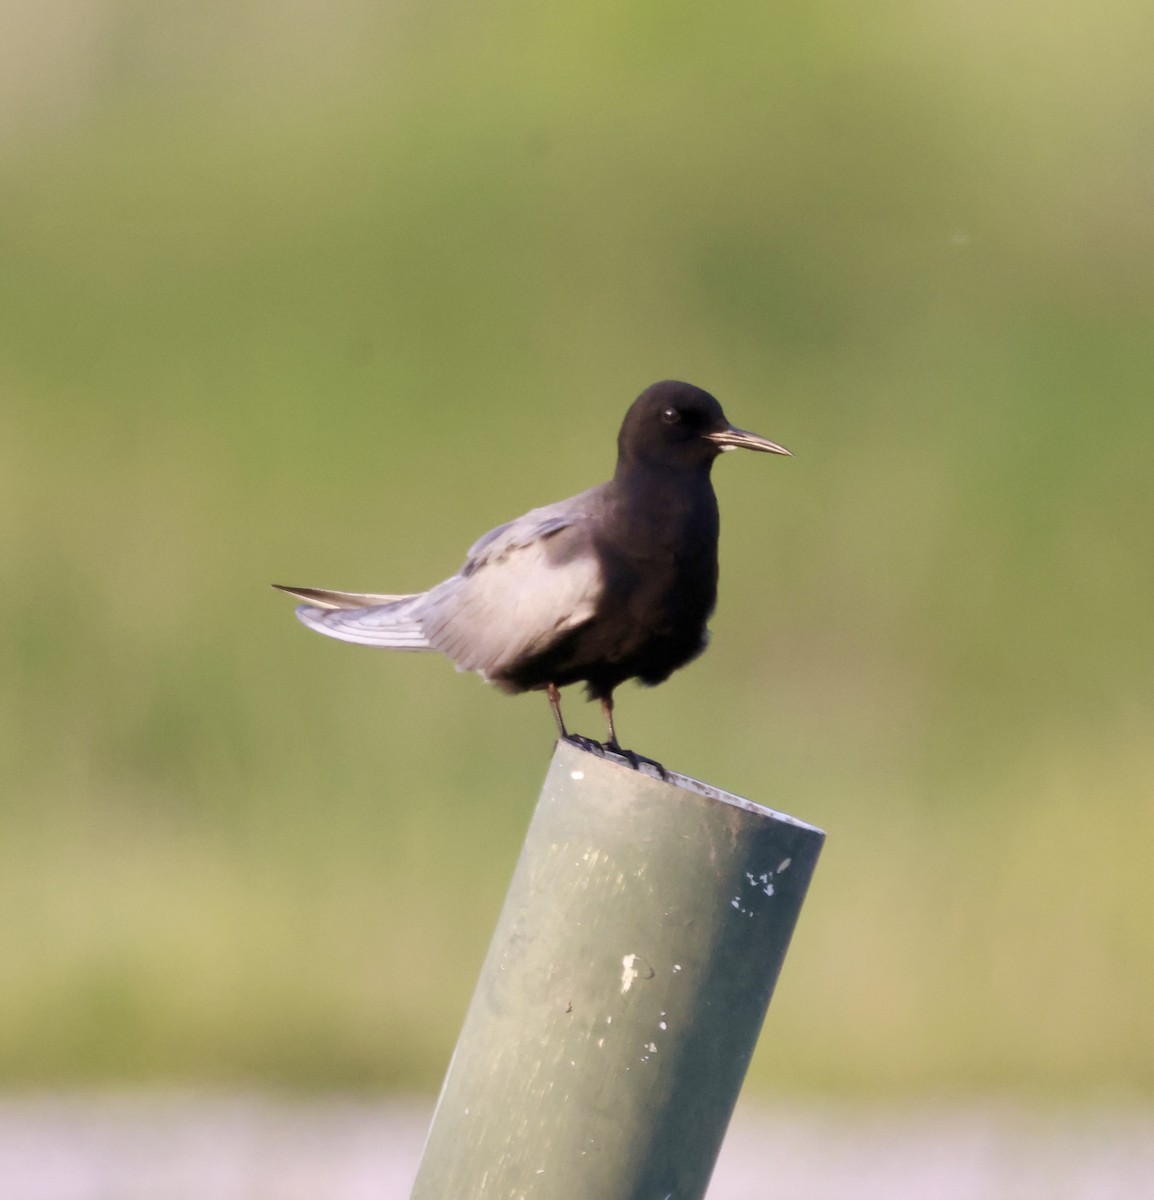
top-left (292, 594), bottom-right (433, 650)
top-left (419, 489), bottom-right (605, 678)
top-left (277, 485), bottom-right (606, 672)
top-left (273, 584), bottom-right (419, 610)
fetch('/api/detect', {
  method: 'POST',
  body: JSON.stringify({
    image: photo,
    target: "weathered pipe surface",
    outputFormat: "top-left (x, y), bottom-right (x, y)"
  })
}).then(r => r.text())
top-left (410, 739), bottom-right (824, 1200)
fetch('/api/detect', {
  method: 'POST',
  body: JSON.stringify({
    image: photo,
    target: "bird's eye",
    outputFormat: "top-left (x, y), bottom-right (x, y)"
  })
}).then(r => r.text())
top-left (661, 407), bottom-right (681, 424)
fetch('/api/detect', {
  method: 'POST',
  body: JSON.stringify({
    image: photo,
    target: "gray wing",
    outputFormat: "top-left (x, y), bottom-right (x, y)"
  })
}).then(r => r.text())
top-left (422, 518), bottom-right (602, 681)
top-left (416, 487), bottom-right (606, 679)
top-left (280, 487), bottom-right (605, 672)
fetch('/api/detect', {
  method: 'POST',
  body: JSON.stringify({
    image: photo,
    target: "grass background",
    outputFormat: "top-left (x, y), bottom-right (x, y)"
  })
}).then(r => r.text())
top-left (2, 0), bottom-right (1153, 1097)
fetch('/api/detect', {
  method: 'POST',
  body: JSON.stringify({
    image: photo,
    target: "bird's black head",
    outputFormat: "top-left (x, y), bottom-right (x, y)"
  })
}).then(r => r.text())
top-left (616, 380), bottom-right (790, 472)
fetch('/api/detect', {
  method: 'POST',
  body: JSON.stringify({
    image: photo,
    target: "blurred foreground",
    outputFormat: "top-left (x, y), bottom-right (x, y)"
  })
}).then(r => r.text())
top-left (2, 1093), bottom-right (1152, 1200)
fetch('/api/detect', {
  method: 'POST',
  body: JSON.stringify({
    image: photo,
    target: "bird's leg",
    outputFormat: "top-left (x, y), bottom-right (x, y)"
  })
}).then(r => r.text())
top-left (547, 683), bottom-right (568, 738)
top-left (549, 683), bottom-right (602, 754)
top-left (599, 694), bottom-right (666, 778)
top-left (600, 695), bottom-right (620, 751)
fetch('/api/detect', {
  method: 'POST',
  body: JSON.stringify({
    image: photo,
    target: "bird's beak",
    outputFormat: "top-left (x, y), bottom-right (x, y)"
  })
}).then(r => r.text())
top-left (704, 426), bottom-right (792, 455)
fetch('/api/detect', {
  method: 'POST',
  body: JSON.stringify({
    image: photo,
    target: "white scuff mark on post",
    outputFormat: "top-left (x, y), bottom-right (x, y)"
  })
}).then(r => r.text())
top-left (658, 1021), bottom-right (667, 1030)
top-left (597, 1037), bottom-right (605, 1048)
top-left (734, 864), bottom-right (788, 911)
top-left (646, 1041), bottom-right (657, 1053)
top-left (570, 770), bottom-right (584, 781)
top-left (621, 953), bottom-right (641, 993)
top-left (672, 964), bottom-right (682, 973)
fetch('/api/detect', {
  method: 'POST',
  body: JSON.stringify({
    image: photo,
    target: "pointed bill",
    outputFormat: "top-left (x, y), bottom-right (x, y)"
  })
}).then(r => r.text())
top-left (704, 426), bottom-right (792, 455)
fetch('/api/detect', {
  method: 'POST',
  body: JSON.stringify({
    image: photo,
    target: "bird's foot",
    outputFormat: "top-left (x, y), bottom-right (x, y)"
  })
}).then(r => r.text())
top-left (602, 740), bottom-right (667, 779)
top-left (560, 734), bottom-right (667, 779)
top-left (561, 733), bottom-right (605, 756)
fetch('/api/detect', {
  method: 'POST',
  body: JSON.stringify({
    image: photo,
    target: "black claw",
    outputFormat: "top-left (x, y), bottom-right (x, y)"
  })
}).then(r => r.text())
top-left (636, 754), bottom-right (668, 780)
top-left (560, 734), bottom-right (666, 779)
top-left (562, 733), bottom-right (604, 755)
top-left (603, 741), bottom-right (667, 778)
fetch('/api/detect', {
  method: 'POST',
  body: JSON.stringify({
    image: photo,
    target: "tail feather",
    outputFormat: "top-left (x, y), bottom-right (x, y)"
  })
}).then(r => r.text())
top-left (272, 584), bottom-right (418, 610)
top-left (276, 584), bottom-right (433, 651)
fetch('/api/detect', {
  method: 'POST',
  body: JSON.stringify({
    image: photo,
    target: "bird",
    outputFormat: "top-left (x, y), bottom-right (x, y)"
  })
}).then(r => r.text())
top-left (274, 380), bottom-right (790, 759)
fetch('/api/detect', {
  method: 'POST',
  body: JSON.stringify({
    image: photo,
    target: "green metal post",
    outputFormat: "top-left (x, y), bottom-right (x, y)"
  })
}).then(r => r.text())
top-left (410, 740), bottom-right (824, 1200)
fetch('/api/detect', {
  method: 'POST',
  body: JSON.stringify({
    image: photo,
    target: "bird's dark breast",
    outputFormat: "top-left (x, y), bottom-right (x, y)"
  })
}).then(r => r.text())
top-left (498, 487), bottom-right (720, 700)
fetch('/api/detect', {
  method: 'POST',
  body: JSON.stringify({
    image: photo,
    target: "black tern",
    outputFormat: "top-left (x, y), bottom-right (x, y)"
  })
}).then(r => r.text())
top-left (275, 380), bottom-right (790, 756)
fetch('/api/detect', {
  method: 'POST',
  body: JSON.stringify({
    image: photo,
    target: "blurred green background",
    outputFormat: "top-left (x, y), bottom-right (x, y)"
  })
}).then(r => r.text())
top-left (2, 0), bottom-right (1153, 1099)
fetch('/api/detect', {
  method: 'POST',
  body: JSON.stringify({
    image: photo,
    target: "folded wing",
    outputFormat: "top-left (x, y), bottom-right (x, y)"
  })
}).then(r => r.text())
top-left (278, 487), bottom-right (606, 676)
